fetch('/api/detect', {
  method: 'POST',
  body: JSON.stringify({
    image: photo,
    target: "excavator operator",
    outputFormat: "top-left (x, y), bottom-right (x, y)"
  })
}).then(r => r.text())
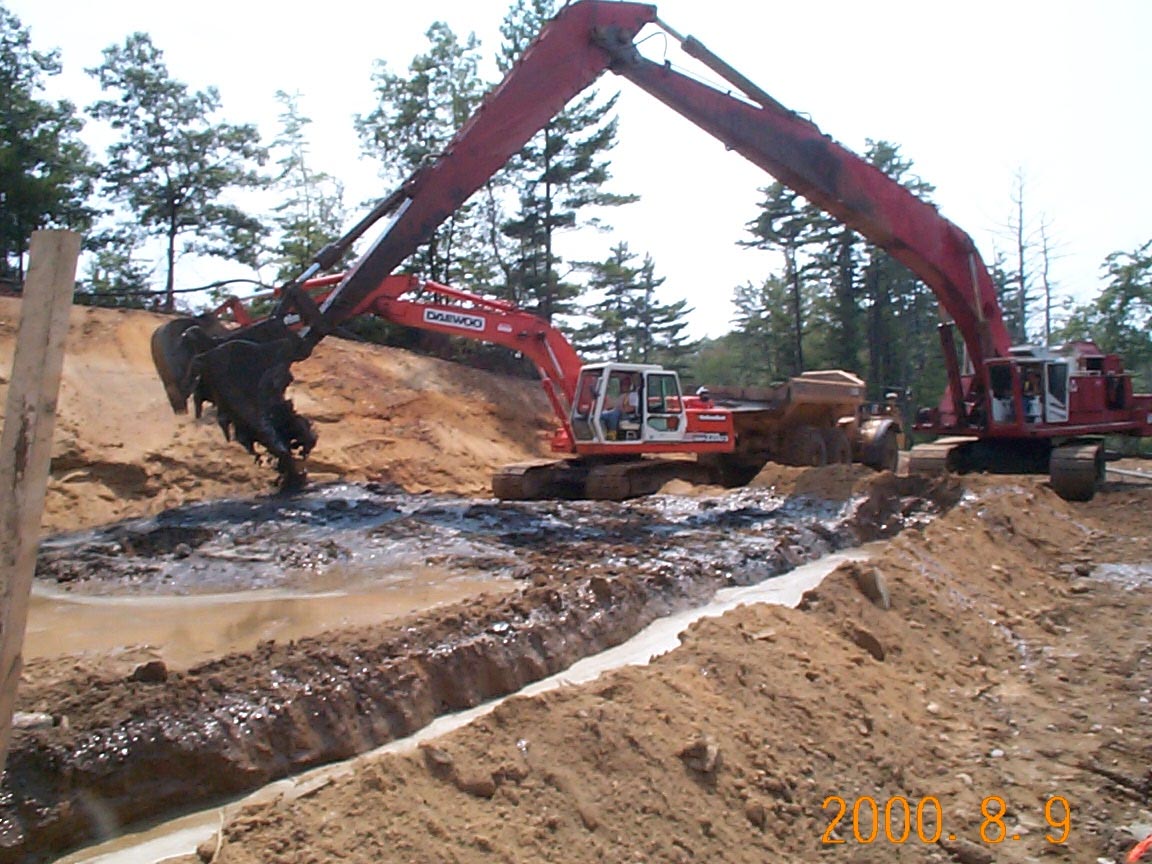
top-left (602, 373), bottom-right (641, 439)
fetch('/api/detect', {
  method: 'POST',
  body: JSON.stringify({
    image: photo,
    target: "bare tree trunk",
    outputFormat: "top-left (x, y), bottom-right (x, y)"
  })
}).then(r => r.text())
top-left (165, 213), bottom-right (178, 313)
top-left (542, 126), bottom-right (556, 324)
top-left (1013, 173), bottom-right (1028, 344)
top-left (865, 260), bottom-right (884, 397)
top-left (835, 228), bottom-right (857, 371)
top-left (785, 245), bottom-right (804, 374)
top-left (1041, 221), bottom-right (1054, 346)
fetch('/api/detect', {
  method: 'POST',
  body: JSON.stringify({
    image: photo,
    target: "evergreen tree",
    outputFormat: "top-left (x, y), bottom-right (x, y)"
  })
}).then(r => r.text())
top-left (730, 276), bottom-right (798, 382)
top-left (0, 4), bottom-right (95, 283)
top-left (87, 33), bottom-right (268, 310)
top-left (495, 0), bottom-right (636, 321)
top-left (741, 182), bottom-right (833, 373)
top-left (1059, 240), bottom-right (1152, 384)
top-left (75, 226), bottom-right (153, 309)
top-left (269, 90), bottom-right (347, 284)
top-left (807, 224), bottom-right (861, 371)
top-left (738, 140), bottom-right (948, 405)
top-left (991, 248), bottom-right (1021, 343)
top-left (355, 22), bottom-right (490, 287)
top-left (685, 333), bottom-right (750, 388)
top-left (856, 141), bottom-right (941, 406)
top-left (574, 242), bottom-right (694, 366)
top-left (573, 242), bottom-right (637, 361)
top-left (633, 257), bottom-right (695, 370)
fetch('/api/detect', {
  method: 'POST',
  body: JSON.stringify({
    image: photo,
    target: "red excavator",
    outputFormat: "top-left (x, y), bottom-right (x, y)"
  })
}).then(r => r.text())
top-left (193, 270), bottom-right (896, 499)
top-left (153, 0), bottom-right (1150, 502)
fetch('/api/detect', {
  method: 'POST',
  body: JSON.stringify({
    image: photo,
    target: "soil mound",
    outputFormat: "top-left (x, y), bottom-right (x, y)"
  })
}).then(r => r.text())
top-left (198, 476), bottom-right (1152, 864)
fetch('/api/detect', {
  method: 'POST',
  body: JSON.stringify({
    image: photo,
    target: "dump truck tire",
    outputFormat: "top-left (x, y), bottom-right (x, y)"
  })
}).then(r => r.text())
top-left (784, 425), bottom-right (827, 467)
top-left (821, 427), bottom-right (852, 464)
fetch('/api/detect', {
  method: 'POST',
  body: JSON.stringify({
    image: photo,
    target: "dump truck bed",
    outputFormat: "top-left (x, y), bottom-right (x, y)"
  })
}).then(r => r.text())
top-left (706, 370), bottom-right (867, 433)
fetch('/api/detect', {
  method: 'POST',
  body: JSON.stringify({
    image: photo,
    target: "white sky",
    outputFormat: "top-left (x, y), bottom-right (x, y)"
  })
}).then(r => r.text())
top-left (12, 0), bottom-right (1152, 339)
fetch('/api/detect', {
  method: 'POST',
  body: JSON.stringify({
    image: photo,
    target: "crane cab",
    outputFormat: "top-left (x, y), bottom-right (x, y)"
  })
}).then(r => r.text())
top-left (984, 355), bottom-right (1070, 429)
top-left (978, 341), bottom-right (1147, 434)
top-left (564, 363), bottom-right (735, 454)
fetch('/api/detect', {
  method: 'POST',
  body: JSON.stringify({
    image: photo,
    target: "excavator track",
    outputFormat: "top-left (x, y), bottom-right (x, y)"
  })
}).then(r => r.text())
top-left (908, 436), bottom-right (1104, 502)
top-left (491, 460), bottom-right (583, 501)
top-left (907, 437), bottom-right (977, 475)
top-left (492, 458), bottom-right (711, 501)
top-left (584, 459), bottom-right (709, 500)
top-left (1048, 441), bottom-right (1104, 502)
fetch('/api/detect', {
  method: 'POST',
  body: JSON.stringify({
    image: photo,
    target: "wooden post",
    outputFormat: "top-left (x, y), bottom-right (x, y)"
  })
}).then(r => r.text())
top-left (0, 230), bottom-right (79, 770)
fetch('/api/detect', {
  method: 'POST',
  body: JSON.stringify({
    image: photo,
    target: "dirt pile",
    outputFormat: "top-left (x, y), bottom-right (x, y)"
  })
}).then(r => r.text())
top-left (194, 476), bottom-right (1151, 864)
top-left (0, 297), bottom-right (554, 533)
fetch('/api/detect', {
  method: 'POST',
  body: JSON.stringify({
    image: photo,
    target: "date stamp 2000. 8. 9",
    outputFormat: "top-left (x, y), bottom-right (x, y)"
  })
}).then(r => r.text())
top-left (821, 795), bottom-right (1072, 847)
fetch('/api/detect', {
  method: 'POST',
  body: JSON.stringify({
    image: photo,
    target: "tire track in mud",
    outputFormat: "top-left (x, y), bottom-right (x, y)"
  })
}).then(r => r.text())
top-left (2, 471), bottom-right (958, 863)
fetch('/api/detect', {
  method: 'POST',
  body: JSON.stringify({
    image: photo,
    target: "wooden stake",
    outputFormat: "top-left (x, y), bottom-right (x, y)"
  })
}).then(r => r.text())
top-left (0, 230), bottom-right (79, 771)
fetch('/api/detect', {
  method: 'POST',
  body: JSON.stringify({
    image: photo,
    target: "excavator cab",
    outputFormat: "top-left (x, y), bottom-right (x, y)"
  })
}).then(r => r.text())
top-left (569, 363), bottom-right (686, 445)
top-left (985, 355), bottom-right (1072, 429)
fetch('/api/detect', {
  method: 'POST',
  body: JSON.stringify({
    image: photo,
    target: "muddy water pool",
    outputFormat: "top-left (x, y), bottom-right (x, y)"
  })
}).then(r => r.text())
top-left (30, 480), bottom-right (853, 668)
top-left (12, 475), bottom-right (944, 863)
top-left (55, 549), bottom-right (871, 864)
top-left (27, 567), bottom-right (513, 669)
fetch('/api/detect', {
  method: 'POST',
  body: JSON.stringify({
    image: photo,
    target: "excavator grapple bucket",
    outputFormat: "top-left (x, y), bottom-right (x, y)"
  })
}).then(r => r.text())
top-left (151, 315), bottom-right (226, 414)
top-left (150, 317), bottom-right (316, 487)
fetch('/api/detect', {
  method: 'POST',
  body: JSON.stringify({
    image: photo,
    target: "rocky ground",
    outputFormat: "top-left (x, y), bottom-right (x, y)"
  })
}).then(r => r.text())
top-left (1, 300), bottom-right (1150, 863)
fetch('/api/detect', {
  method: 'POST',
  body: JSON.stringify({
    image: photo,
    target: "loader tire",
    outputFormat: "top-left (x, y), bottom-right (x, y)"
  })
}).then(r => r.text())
top-left (867, 427), bottom-right (900, 473)
top-left (1049, 442), bottom-right (1104, 502)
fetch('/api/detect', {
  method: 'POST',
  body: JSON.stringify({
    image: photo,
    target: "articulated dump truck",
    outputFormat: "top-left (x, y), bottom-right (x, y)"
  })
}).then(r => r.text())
top-left (699, 370), bottom-right (901, 485)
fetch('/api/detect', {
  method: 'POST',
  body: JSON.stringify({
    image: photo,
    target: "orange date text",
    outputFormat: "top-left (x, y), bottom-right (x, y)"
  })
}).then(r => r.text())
top-left (821, 795), bottom-right (1071, 846)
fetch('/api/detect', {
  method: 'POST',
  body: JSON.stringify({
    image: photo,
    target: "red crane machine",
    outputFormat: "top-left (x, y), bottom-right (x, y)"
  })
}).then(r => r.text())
top-left (153, 0), bottom-right (1150, 501)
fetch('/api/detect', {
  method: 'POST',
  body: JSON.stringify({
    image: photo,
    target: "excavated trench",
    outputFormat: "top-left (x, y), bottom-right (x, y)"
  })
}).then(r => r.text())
top-left (4, 470), bottom-right (958, 863)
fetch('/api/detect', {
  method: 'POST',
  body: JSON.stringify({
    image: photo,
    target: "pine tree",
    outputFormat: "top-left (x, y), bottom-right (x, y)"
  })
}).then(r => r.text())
top-left (741, 182), bottom-right (833, 373)
top-left (1059, 240), bottom-right (1152, 384)
top-left (269, 90), bottom-right (347, 284)
top-left (573, 242), bottom-right (638, 361)
top-left (355, 22), bottom-right (489, 287)
top-left (739, 140), bottom-right (948, 405)
top-left (495, 0), bottom-right (636, 321)
top-left (574, 242), bottom-right (694, 366)
top-left (0, 5), bottom-right (95, 283)
top-left (730, 276), bottom-right (798, 382)
top-left (991, 249), bottom-right (1020, 344)
top-left (76, 226), bottom-right (153, 309)
top-left (806, 224), bottom-right (860, 372)
top-left (857, 140), bottom-right (941, 405)
top-left (633, 255), bottom-right (695, 370)
top-left (87, 33), bottom-right (268, 310)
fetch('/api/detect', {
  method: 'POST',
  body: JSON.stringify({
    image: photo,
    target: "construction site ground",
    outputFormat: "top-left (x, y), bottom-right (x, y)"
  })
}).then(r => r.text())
top-left (1, 299), bottom-right (1149, 864)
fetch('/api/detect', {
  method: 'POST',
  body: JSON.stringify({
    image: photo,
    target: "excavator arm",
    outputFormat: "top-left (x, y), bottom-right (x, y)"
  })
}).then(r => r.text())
top-left (154, 0), bottom-right (1011, 482)
top-left (349, 274), bottom-right (585, 435)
